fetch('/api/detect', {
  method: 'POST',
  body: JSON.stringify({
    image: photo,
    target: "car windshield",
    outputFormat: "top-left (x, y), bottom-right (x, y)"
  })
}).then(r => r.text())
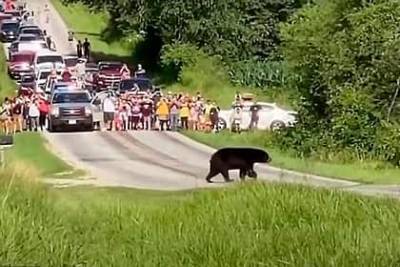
top-left (10, 54), bottom-right (33, 62)
top-left (21, 29), bottom-right (42, 36)
top-left (39, 71), bottom-right (50, 80)
top-left (120, 79), bottom-right (152, 91)
top-left (99, 64), bottom-right (122, 71)
top-left (64, 58), bottom-right (78, 67)
top-left (135, 79), bottom-right (152, 90)
top-left (52, 92), bottom-right (90, 104)
top-left (37, 55), bottom-right (63, 64)
top-left (21, 75), bottom-right (35, 83)
top-left (19, 35), bottom-right (38, 41)
top-left (20, 26), bottom-right (39, 33)
top-left (1, 23), bottom-right (19, 32)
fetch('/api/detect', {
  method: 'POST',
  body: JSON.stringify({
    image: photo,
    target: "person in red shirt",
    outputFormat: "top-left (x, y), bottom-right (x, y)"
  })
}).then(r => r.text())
top-left (61, 68), bottom-right (72, 82)
top-left (140, 95), bottom-right (153, 130)
top-left (37, 96), bottom-right (49, 131)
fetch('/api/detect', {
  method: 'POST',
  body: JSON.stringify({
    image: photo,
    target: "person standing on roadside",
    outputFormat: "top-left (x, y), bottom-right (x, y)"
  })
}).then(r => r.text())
top-left (180, 99), bottom-right (190, 130)
top-left (141, 95), bottom-right (153, 130)
top-left (76, 40), bottom-right (83, 58)
top-left (169, 95), bottom-right (180, 131)
top-left (28, 99), bottom-right (40, 132)
top-left (209, 101), bottom-right (220, 133)
top-left (38, 96), bottom-right (49, 131)
top-left (46, 35), bottom-right (52, 50)
top-left (44, 4), bottom-right (50, 24)
top-left (83, 38), bottom-right (91, 60)
top-left (12, 97), bottom-right (23, 133)
top-left (249, 102), bottom-right (261, 130)
top-left (156, 98), bottom-right (169, 131)
top-left (103, 93), bottom-right (115, 131)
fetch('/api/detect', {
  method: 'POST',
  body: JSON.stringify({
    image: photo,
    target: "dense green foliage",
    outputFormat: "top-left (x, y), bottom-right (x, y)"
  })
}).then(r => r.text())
top-left (62, 0), bottom-right (308, 62)
top-left (3, 175), bottom-right (400, 266)
top-left (278, 0), bottom-right (400, 165)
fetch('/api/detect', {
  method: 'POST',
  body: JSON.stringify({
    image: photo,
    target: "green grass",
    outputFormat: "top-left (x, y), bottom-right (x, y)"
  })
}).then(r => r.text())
top-left (6, 132), bottom-right (74, 177)
top-left (2, 175), bottom-right (400, 266)
top-left (0, 49), bottom-right (16, 99)
top-left (185, 131), bottom-right (400, 184)
top-left (50, 0), bottom-right (132, 58)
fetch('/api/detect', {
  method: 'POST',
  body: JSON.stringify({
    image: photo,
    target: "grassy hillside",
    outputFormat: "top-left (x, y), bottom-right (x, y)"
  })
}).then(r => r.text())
top-left (6, 133), bottom-right (73, 177)
top-left (50, 0), bottom-right (133, 59)
top-left (2, 177), bottom-right (400, 266)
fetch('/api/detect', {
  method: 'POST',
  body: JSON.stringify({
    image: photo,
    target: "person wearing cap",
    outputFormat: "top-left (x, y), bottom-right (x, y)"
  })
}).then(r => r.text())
top-left (135, 64), bottom-right (146, 78)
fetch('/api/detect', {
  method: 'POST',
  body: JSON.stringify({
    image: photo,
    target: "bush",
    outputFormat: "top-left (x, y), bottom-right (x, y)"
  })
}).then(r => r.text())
top-left (278, 0), bottom-right (400, 165)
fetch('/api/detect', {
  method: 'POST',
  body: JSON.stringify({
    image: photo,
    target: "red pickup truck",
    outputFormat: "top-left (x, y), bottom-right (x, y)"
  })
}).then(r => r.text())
top-left (7, 50), bottom-right (35, 80)
top-left (93, 61), bottom-right (126, 91)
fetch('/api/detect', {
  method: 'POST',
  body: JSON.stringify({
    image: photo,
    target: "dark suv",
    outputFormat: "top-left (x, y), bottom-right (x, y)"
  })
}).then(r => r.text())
top-left (48, 89), bottom-right (94, 132)
top-left (0, 19), bottom-right (19, 42)
top-left (118, 77), bottom-right (158, 94)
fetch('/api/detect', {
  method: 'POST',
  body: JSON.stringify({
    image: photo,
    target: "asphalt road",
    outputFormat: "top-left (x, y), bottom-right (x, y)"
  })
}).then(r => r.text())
top-left (11, 0), bottom-right (400, 197)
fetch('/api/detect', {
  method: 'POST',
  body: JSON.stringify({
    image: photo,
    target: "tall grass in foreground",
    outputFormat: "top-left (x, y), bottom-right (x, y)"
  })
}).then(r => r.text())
top-left (2, 176), bottom-right (400, 266)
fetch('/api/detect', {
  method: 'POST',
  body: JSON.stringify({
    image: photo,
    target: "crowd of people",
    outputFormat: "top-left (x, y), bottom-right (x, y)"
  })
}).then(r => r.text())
top-left (0, 91), bottom-right (49, 135)
top-left (101, 91), bottom-right (222, 133)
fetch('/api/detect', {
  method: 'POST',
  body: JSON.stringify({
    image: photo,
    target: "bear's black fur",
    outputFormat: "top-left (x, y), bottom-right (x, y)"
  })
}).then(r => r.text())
top-left (205, 147), bottom-right (271, 183)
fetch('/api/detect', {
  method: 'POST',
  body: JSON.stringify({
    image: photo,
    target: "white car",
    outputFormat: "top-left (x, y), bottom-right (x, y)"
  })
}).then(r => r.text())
top-left (63, 55), bottom-right (80, 76)
top-left (8, 40), bottom-right (48, 57)
top-left (218, 101), bottom-right (297, 131)
top-left (34, 50), bottom-right (65, 74)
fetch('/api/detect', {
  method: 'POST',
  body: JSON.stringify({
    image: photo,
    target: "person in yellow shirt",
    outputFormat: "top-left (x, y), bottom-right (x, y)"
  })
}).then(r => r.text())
top-left (179, 99), bottom-right (190, 130)
top-left (156, 98), bottom-right (169, 131)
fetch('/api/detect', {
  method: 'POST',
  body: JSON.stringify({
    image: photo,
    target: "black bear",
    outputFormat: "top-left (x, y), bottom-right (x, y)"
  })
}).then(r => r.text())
top-left (205, 147), bottom-right (271, 183)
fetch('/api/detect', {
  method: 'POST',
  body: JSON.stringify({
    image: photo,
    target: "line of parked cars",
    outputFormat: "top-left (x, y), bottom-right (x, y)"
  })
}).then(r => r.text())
top-left (1, 5), bottom-right (162, 132)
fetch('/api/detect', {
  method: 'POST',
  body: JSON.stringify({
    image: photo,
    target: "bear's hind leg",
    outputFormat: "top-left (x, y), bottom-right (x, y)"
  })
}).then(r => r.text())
top-left (239, 168), bottom-right (247, 181)
top-left (221, 168), bottom-right (233, 183)
top-left (248, 169), bottom-right (258, 179)
top-left (205, 163), bottom-right (220, 183)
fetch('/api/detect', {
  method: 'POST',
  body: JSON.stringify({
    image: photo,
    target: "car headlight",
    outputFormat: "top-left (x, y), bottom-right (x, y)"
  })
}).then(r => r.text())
top-left (51, 107), bottom-right (59, 117)
top-left (84, 106), bottom-right (92, 115)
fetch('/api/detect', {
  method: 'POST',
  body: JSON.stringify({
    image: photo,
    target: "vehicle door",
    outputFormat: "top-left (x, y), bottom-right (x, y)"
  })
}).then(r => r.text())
top-left (241, 105), bottom-right (251, 129)
top-left (259, 104), bottom-right (275, 129)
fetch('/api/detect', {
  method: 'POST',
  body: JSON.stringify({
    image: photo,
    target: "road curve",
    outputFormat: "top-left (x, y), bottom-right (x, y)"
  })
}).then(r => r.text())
top-left (20, 0), bottom-right (400, 196)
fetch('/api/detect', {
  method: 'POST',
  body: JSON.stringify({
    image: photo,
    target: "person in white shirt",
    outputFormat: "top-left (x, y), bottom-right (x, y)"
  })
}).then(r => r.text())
top-left (229, 106), bottom-right (243, 134)
top-left (28, 99), bottom-right (40, 132)
top-left (103, 94), bottom-right (115, 131)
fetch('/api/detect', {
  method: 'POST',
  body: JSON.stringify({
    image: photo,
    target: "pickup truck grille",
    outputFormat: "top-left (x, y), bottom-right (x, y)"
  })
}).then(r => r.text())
top-left (60, 107), bottom-right (85, 117)
top-left (100, 75), bottom-right (121, 87)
